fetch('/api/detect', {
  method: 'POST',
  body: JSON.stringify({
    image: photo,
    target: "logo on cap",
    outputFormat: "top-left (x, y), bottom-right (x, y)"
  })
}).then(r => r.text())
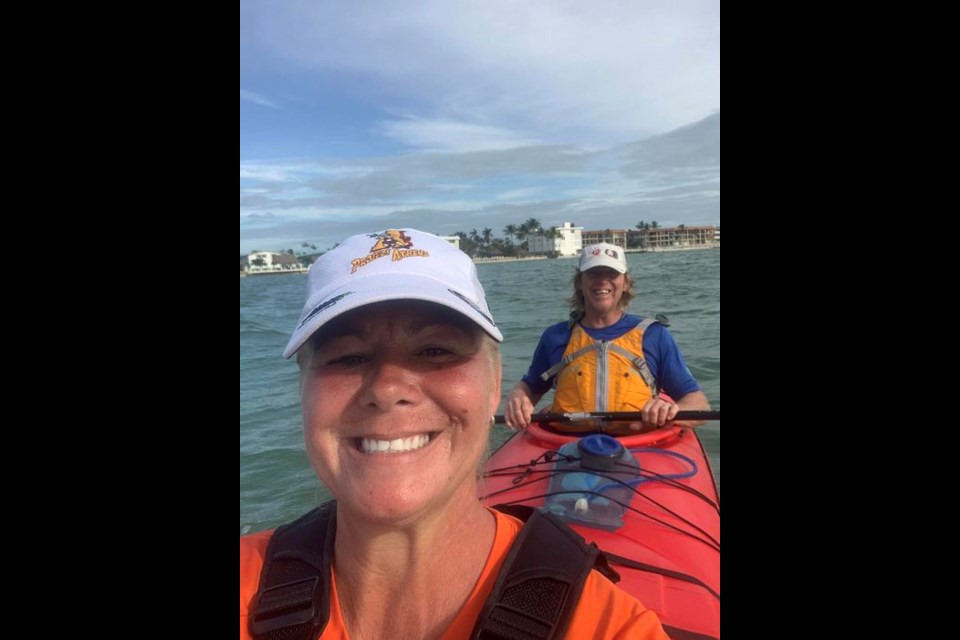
top-left (351, 229), bottom-right (430, 273)
top-left (588, 248), bottom-right (619, 259)
top-left (370, 229), bottom-right (414, 251)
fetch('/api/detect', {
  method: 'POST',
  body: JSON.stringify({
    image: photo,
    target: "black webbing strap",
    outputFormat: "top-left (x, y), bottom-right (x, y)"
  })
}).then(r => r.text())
top-left (661, 625), bottom-right (720, 640)
top-left (250, 502), bottom-right (337, 640)
top-left (603, 551), bottom-right (720, 601)
top-left (250, 502), bottom-right (617, 640)
top-left (471, 505), bottom-right (619, 640)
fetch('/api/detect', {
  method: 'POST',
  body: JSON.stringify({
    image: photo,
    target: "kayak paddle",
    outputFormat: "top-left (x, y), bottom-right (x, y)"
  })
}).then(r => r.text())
top-left (494, 410), bottom-right (720, 424)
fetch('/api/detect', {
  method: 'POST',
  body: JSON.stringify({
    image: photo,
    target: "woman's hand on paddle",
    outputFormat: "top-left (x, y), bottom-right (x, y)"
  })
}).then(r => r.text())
top-left (504, 383), bottom-right (536, 430)
top-left (633, 391), bottom-right (712, 430)
top-left (631, 397), bottom-right (678, 431)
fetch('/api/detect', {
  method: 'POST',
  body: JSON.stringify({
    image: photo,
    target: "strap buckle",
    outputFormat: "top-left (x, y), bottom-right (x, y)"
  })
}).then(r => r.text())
top-left (250, 576), bottom-right (319, 635)
top-left (478, 602), bottom-right (556, 640)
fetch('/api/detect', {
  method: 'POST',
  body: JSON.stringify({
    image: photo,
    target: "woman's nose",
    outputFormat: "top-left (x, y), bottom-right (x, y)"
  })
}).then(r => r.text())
top-left (359, 360), bottom-right (421, 410)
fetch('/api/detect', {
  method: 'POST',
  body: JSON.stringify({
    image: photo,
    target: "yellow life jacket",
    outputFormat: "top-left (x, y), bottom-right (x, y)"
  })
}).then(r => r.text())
top-left (542, 317), bottom-right (661, 416)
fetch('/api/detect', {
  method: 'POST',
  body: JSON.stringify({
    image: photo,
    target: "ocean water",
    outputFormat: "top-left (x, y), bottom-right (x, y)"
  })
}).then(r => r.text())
top-left (240, 249), bottom-right (720, 535)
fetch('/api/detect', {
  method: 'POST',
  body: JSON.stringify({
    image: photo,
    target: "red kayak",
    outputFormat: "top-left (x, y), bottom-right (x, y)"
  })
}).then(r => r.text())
top-left (480, 423), bottom-right (720, 639)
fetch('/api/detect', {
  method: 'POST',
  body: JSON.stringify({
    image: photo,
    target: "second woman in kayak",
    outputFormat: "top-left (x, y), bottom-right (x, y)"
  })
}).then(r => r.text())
top-left (504, 242), bottom-right (710, 431)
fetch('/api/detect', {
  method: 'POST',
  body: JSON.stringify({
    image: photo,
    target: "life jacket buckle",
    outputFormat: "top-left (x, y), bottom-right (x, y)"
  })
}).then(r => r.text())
top-left (477, 601), bottom-right (558, 640)
top-left (250, 575), bottom-right (319, 635)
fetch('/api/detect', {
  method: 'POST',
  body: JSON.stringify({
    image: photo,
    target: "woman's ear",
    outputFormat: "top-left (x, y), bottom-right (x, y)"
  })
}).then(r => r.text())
top-left (489, 361), bottom-right (502, 418)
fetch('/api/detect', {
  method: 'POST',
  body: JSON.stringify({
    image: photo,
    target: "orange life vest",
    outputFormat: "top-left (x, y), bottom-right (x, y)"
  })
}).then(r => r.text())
top-left (543, 318), bottom-right (660, 415)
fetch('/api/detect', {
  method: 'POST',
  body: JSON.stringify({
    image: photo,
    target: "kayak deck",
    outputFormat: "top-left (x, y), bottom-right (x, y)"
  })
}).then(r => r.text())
top-left (480, 424), bottom-right (720, 639)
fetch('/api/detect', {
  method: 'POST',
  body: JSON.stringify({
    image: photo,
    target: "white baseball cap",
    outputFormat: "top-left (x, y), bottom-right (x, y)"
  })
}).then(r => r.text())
top-left (284, 229), bottom-right (502, 358)
top-left (579, 243), bottom-right (628, 274)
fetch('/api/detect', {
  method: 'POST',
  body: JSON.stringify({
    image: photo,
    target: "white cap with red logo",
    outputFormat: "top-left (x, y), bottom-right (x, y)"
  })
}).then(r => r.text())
top-left (284, 228), bottom-right (502, 358)
top-left (579, 243), bottom-right (628, 274)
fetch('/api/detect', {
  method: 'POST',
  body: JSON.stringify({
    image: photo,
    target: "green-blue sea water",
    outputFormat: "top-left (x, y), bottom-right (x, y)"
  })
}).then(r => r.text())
top-left (240, 249), bottom-right (720, 535)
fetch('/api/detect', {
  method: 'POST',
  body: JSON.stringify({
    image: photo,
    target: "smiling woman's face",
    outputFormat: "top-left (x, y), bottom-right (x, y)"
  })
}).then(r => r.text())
top-left (580, 267), bottom-right (626, 315)
top-left (299, 301), bottom-right (501, 524)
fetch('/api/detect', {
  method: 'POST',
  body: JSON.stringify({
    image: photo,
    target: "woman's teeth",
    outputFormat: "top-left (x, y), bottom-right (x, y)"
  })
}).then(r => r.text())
top-left (360, 434), bottom-right (431, 454)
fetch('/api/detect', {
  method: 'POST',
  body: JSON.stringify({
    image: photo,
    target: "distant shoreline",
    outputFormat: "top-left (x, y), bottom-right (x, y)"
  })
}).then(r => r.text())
top-left (240, 269), bottom-right (308, 278)
top-left (475, 244), bottom-right (720, 264)
top-left (626, 244), bottom-right (720, 254)
top-left (241, 244), bottom-right (720, 276)
top-left (473, 256), bottom-right (548, 264)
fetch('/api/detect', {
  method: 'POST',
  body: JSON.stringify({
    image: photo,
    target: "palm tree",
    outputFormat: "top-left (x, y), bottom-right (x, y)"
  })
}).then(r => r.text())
top-left (490, 238), bottom-right (510, 257)
top-left (633, 221), bottom-right (649, 250)
top-left (455, 231), bottom-right (478, 257)
top-left (516, 218), bottom-right (542, 251)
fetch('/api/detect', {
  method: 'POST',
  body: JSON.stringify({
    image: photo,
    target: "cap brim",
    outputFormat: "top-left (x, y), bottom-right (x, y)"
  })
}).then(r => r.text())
top-left (580, 257), bottom-right (627, 273)
top-left (284, 272), bottom-right (503, 358)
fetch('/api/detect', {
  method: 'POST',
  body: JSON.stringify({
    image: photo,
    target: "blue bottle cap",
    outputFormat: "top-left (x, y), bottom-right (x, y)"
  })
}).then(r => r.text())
top-left (577, 434), bottom-right (625, 459)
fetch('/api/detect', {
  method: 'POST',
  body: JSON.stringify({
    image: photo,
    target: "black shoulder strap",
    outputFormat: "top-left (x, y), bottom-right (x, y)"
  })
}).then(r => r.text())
top-left (472, 505), bottom-right (620, 640)
top-left (251, 502), bottom-right (616, 640)
top-left (250, 501), bottom-right (337, 640)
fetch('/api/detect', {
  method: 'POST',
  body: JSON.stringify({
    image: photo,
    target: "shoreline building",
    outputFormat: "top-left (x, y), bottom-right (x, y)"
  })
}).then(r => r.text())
top-left (241, 251), bottom-right (309, 274)
top-left (582, 229), bottom-right (631, 248)
top-left (526, 222), bottom-right (583, 256)
top-left (439, 235), bottom-right (461, 249)
top-left (583, 226), bottom-right (720, 252)
top-left (639, 226), bottom-right (719, 250)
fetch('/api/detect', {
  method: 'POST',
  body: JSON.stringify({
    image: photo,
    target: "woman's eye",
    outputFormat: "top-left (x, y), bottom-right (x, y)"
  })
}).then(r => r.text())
top-left (420, 347), bottom-right (455, 358)
top-left (326, 354), bottom-right (366, 366)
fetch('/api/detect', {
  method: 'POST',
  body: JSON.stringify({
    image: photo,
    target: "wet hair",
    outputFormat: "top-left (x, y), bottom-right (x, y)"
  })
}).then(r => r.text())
top-left (567, 270), bottom-right (635, 320)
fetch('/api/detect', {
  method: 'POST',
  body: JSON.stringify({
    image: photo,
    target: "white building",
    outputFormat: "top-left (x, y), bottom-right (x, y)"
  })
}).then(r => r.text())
top-left (526, 222), bottom-right (583, 256)
top-left (242, 251), bottom-right (308, 273)
top-left (439, 236), bottom-right (461, 249)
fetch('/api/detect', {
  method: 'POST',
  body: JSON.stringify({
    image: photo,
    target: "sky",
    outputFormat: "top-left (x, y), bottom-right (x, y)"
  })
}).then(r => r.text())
top-left (240, 0), bottom-right (720, 255)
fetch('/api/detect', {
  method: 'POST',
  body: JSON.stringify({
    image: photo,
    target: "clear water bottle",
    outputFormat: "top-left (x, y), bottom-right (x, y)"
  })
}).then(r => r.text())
top-left (543, 435), bottom-right (641, 531)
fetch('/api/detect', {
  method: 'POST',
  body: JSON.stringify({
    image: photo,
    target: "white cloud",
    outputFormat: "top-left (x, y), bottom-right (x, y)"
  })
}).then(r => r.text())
top-left (242, 0), bottom-right (719, 144)
top-left (240, 163), bottom-right (293, 182)
top-left (240, 113), bottom-right (720, 253)
top-left (379, 118), bottom-right (542, 153)
top-left (240, 90), bottom-right (279, 108)
top-left (240, 1), bottom-right (719, 252)
top-left (496, 188), bottom-right (543, 202)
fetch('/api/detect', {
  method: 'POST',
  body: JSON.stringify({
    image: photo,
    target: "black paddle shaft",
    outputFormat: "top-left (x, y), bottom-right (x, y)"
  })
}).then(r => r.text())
top-left (493, 410), bottom-right (720, 424)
